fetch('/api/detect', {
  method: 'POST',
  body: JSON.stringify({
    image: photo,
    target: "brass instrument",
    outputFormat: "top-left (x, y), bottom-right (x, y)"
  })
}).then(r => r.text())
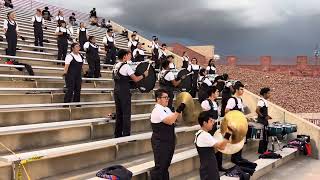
top-left (175, 92), bottom-right (202, 125)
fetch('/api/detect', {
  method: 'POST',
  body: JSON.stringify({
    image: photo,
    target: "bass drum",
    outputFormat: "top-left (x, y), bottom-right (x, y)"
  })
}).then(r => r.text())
top-left (176, 69), bottom-right (192, 92)
top-left (134, 62), bottom-right (156, 93)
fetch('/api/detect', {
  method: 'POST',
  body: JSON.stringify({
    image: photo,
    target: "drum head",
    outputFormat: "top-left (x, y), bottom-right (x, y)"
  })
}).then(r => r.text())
top-left (134, 62), bottom-right (156, 93)
top-left (176, 69), bottom-right (192, 92)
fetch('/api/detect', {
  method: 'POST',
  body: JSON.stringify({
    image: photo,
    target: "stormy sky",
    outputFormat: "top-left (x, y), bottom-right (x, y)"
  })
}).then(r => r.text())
top-left (41, 0), bottom-right (320, 63)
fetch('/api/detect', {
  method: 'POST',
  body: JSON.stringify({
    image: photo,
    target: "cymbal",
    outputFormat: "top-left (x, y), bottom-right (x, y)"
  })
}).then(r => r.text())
top-left (175, 92), bottom-right (199, 123)
top-left (220, 110), bottom-right (248, 144)
top-left (213, 129), bottom-right (245, 154)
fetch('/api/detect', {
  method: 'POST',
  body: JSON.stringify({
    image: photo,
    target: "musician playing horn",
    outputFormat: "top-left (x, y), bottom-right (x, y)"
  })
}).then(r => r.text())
top-left (195, 111), bottom-right (230, 180)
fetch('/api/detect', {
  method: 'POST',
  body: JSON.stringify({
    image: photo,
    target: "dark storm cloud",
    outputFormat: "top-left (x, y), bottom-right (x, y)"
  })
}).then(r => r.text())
top-left (43, 0), bottom-right (320, 61)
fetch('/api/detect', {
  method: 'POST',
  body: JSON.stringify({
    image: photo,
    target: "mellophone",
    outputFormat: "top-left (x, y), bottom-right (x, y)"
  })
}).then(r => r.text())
top-left (248, 121), bottom-right (298, 140)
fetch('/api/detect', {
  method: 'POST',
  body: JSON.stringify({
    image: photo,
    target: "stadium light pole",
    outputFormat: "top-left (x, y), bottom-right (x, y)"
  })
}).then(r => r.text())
top-left (314, 44), bottom-right (319, 66)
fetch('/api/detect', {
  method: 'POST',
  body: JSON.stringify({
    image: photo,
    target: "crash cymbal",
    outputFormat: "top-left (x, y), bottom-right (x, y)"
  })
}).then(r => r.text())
top-left (213, 129), bottom-right (245, 154)
top-left (175, 92), bottom-right (199, 124)
top-left (220, 110), bottom-right (248, 144)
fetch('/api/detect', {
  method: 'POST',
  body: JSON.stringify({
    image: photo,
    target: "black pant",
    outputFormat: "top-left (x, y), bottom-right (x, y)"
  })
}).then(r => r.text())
top-left (87, 57), bottom-right (101, 78)
top-left (106, 48), bottom-right (116, 65)
top-left (231, 149), bottom-right (243, 163)
top-left (6, 35), bottom-right (17, 57)
top-left (114, 90), bottom-right (131, 137)
top-left (150, 138), bottom-right (175, 180)
top-left (64, 74), bottom-right (82, 103)
top-left (34, 31), bottom-right (43, 47)
top-left (258, 125), bottom-right (269, 154)
top-left (57, 41), bottom-right (68, 60)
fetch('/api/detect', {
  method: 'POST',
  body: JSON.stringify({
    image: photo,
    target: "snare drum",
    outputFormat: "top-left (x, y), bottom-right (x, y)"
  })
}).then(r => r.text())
top-left (282, 123), bottom-right (298, 134)
top-left (268, 125), bottom-right (283, 136)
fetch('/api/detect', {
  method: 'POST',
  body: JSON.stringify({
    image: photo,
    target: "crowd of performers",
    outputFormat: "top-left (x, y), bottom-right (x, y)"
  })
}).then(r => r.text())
top-left (2, 6), bottom-right (275, 180)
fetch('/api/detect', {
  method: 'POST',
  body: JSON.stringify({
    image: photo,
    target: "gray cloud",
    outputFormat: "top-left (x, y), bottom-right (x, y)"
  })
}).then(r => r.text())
top-left (42, 0), bottom-right (320, 62)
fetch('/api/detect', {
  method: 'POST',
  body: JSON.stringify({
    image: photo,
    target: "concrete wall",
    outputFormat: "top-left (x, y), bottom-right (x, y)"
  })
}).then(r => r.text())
top-left (187, 45), bottom-right (215, 60)
top-left (243, 90), bottom-right (320, 159)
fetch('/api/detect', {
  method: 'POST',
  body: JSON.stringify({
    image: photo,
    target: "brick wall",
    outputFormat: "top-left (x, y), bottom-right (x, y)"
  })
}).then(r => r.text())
top-left (169, 43), bottom-right (209, 66)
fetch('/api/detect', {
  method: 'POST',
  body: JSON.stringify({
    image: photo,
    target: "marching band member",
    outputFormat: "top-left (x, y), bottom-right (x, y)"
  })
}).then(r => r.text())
top-left (206, 59), bottom-right (217, 74)
top-left (63, 43), bottom-right (84, 103)
top-left (103, 29), bottom-right (117, 64)
top-left (181, 51), bottom-right (189, 69)
top-left (167, 55), bottom-right (176, 70)
top-left (187, 57), bottom-right (200, 98)
top-left (55, 10), bottom-right (65, 26)
top-left (84, 36), bottom-right (103, 78)
top-left (159, 60), bottom-right (185, 111)
top-left (151, 36), bottom-right (160, 69)
top-left (31, 9), bottom-right (45, 51)
top-left (256, 87), bottom-right (272, 154)
top-left (195, 111), bottom-right (230, 180)
top-left (132, 42), bottom-right (145, 62)
top-left (128, 34), bottom-right (138, 53)
top-left (198, 68), bottom-right (212, 103)
top-left (112, 49), bottom-right (149, 138)
top-left (55, 20), bottom-right (71, 63)
top-left (77, 22), bottom-right (88, 51)
top-left (225, 82), bottom-right (246, 164)
top-left (150, 89), bottom-right (186, 180)
top-left (3, 11), bottom-right (19, 62)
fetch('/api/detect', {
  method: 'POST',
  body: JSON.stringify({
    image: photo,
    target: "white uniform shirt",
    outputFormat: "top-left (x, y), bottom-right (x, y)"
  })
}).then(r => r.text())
top-left (206, 66), bottom-right (216, 73)
top-left (195, 130), bottom-right (218, 147)
top-left (128, 40), bottom-right (138, 48)
top-left (3, 19), bottom-right (19, 31)
top-left (257, 98), bottom-right (268, 108)
top-left (133, 48), bottom-right (145, 57)
top-left (55, 27), bottom-right (71, 34)
top-left (201, 99), bottom-right (218, 111)
top-left (187, 64), bottom-right (200, 71)
top-left (77, 28), bottom-right (88, 37)
top-left (65, 52), bottom-right (83, 64)
top-left (151, 41), bottom-right (159, 49)
top-left (103, 34), bottom-right (115, 44)
top-left (158, 49), bottom-right (167, 59)
top-left (113, 62), bottom-right (135, 76)
top-left (31, 16), bottom-right (44, 25)
top-left (182, 56), bottom-right (189, 62)
top-left (226, 97), bottom-right (245, 112)
top-left (151, 103), bottom-right (173, 123)
top-left (198, 76), bottom-right (212, 86)
top-left (160, 70), bottom-right (175, 81)
top-left (83, 42), bottom-right (102, 52)
top-left (169, 62), bottom-right (176, 69)
top-left (55, 15), bottom-right (64, 21)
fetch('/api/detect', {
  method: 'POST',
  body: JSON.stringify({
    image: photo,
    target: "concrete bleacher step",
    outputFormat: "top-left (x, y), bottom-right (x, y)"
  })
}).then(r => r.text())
top-left (0, 99), bottom-right (155, 126)
top-left (0, 126), bottom-right (199, 179)
top-left (0, 92), bottom-right (153, 104)
top-left (0, 113), bottom-right (151, 154)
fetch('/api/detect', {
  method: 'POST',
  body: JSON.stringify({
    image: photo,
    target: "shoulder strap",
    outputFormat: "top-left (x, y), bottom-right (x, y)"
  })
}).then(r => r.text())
top-left (195, 130), bottom-right (203, 144)
top-left (208, 99), bottom-right (214, 109)
top-left (163, 70), bottom-right (170, 79)
top-left (232, 97), bottom-right (238, 106)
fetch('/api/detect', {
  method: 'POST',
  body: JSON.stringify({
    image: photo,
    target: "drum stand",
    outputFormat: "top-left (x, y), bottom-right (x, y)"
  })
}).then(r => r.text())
top-left (269, 136), bottom-right (282, 152)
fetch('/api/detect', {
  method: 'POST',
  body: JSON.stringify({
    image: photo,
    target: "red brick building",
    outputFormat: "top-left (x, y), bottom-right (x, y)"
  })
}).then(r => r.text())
top-left (168, 43), bottom-right (209, 66)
